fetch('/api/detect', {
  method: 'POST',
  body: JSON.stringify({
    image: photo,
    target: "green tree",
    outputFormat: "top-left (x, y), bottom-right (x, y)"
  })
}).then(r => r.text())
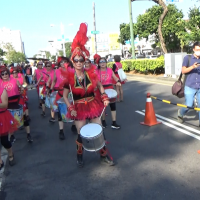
top-left (58, 50), bottom-right (64, 56)
top-left (45, 51), bottom-right (51, 59)
top-left (186, 6), bottom-right (200, 42)
top-left (51, 55), bottom-right (56, 61)
top-left (6, 51), bottom-right (26, 63)
top-left (65, 42), bottom-right (72, 58)
top-left (0, 48), bottom-right (5, 58)
top-left (135, 4), bottom-right (186, 52)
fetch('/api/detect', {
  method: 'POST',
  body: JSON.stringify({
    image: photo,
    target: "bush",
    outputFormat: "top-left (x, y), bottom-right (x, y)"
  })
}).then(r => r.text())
top-left (107, 56), bottom-right (164, 74)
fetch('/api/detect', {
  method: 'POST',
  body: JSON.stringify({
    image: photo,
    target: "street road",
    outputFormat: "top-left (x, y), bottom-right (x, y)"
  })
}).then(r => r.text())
top-left (1, 79), bottom-right (200, 200)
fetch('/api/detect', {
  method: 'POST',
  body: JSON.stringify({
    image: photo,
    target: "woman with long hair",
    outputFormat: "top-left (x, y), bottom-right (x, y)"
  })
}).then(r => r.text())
top-left (62, 23), bottom-right (114, 167)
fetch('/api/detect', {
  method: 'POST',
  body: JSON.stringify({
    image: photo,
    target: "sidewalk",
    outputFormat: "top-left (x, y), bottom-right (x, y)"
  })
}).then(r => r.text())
top-left (126, 73), bottom-right (175, 86)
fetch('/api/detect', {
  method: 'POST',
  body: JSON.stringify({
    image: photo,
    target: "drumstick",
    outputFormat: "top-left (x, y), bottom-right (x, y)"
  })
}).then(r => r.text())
top-left (42, 72), bottom-right (50, 77)
top-left (99, 106), bottom-right (106, 120)
top-left (69, 84), bottom-right (74, 105)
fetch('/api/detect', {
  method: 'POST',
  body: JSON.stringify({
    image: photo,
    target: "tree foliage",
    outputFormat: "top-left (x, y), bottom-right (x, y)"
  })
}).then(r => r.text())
top-left (6, 51), bottom-right (26, 63)
top-left (135, 4), bottom-right (185, 52)
top-left (65, 42), bottom-right (72, 58)
top-left (45, 51), bottom-right (51, 59)
top-left (186, 6), bottom-right (200, 42)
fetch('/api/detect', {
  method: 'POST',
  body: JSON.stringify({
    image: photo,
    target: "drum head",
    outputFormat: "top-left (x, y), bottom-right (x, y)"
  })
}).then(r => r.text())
top-left (105, 89), bottom-right (117, 98)
top-left (80, 123), bottom-right (102, 138)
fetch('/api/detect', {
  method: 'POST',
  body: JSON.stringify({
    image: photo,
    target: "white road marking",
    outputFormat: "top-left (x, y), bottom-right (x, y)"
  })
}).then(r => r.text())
top-left (142, 110), bottom-right (200, 136)
top-left (136, 111), bottom-right (200, 141)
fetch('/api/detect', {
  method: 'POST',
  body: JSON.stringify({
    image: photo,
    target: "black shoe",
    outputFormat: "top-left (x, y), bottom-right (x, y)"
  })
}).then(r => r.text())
top-left (111, 122), bottom-right (121, 129)
top-left (71, 125), bottom-right (77, 133)
top-left (77, 154), bottom-right (84, 168)
top-left (10, 135), bottom-right (16, 144)
top-left (59, 131), bottom-right (65, 140)
top-left (9, 154), bottom-right (15, 166)
top-left (0, 161), bottom-right (4, 170)
top-left (41, 112), bottom-right (46, 117)
top-left (102, 120), bottom-right (107, 128)
top-left (49, 118), bottom-right (56, 123)
top-left (101, 155), bottom-right (115, 166)
top-left (27, 134), bottom-right (33, 143)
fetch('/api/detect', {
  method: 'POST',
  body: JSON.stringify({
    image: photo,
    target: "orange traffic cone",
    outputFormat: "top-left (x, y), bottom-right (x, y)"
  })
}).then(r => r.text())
top-left (140, 93), bottom-right (161, 126)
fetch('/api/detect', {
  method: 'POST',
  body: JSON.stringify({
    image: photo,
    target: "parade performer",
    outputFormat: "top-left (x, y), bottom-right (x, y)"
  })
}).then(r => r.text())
top-left (39, 61), bottom-right (54, 117)
top-left (62, 23), bottom-right (114, 167)
top-left (0, 86), bottom-right (17, 169)
top-left (97, 57), bottom-right (121, 129)
top-left (0, 66), bottom-right (21, 143)
top-left (18, 86), bottom-right (33, 143)
top-left (93, 54), bottom-right (101, 66)
top-left (112, 55), bottom-right (126, 102)
top-left (32, 61), bottom-right (46, 113)
top-left (10, 67), bottom-right (30, 121)
top-left (48, 56), bottom-right (76, 139)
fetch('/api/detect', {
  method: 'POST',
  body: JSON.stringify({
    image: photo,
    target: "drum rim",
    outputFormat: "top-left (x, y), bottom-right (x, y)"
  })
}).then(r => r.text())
top-left (80, 123), bottom-right (103, 138)
top-left (8, 104), bottom-right (23, 111)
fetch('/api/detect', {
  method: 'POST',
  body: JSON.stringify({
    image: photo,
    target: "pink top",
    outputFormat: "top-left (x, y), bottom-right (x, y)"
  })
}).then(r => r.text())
top-left (0, 77), bottom-right (19, 97)
top-left (10, 75), bottom-right (23, 85)
top-left (0, 86), bottom-right (6, 112)
top-left (97, 67), bottom-right (113, 85)
top-left (54, 68), bottom-right (66, 88)
top-left (43, 69), bottom-right (54, 82)
top-left (35, 68), bottom-right (46, 85)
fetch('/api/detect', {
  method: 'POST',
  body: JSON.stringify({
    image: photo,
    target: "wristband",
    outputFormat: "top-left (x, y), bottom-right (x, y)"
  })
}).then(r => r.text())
top-left (117, 80), bottom-right (121, 83)
top-left (101, 92), bottom-right (106, 95)
top-left (49, 89), bottom-right (52, 94)
top-left (46, 86), bottom-right (50, 90)
top-left (68, 105), bottom-right (75, 112)
top-left (101, 93), bottom-right (109, 102)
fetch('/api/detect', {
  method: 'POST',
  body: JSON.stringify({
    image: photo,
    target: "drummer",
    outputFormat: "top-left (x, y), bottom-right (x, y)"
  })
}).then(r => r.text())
top-left (63, 23), bottom-right (114, 167)
top-left (32, 61), bottom-right (46, 114)
top-left (97, 57), bottom-right (121, 129)
top-left (0, 85), bottom-right (17, 169)
top-left (48, 56), bottom-right (75, 139)
top-left (10, 67), bottom-right (30, 121)
top-left (0, 65), bottom-right (21, 143)
top-left (19, 86), bottom-right (33, 143)
top-left (39, 61), bottom-right (54, 118)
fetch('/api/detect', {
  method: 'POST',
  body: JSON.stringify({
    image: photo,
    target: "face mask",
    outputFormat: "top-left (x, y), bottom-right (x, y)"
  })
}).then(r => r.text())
top-left (194, 51), bottom-right (200, 56)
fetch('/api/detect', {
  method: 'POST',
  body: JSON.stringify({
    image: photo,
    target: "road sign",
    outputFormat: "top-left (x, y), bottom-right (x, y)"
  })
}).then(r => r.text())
top-left (91, 31), bottom-right (100, 34)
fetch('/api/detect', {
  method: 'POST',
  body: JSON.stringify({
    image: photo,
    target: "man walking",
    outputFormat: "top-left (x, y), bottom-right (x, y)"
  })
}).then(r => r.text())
top-left (178, 42), bottom-right (200, 124)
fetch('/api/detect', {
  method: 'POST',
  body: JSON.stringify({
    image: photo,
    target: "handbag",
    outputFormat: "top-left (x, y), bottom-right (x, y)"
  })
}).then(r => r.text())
top-left (172, 55), bottom-right (191, 98)
top-left (118, 68), bottom-right (127, 82)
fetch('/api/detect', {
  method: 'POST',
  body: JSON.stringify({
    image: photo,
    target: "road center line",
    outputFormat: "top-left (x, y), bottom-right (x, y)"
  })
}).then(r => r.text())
top-left (142, 110), bottom-right (200, 136)
top-left (135, 111), bottom-right (200, 141)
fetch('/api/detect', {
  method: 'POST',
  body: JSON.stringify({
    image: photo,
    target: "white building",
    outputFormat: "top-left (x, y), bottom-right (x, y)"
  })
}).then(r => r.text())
top-left (0, 27), bottom-right (25, 54)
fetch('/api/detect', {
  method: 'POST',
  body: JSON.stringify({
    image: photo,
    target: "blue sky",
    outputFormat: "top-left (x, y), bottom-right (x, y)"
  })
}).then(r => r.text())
top-left (0, 0), bottom-right (197, 57)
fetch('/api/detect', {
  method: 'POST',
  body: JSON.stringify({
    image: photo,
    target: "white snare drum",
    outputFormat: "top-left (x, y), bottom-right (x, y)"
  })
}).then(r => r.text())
top-left (50, 91), bottom-right (58, 112)
top-left (39, 86), bottom-right (44, 100)
top-left (80, 123), bottom-right (105, 152)
top-left (105, 89), bottom-right (117, 103)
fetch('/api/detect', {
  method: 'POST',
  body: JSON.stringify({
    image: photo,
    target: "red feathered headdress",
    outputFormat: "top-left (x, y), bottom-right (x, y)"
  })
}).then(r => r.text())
top-left (93, 54), bottom-right (101, 64)
top-left (10, 67), bottom-right (16, 74)
top-left (71, 23), bottom-right (90, 61)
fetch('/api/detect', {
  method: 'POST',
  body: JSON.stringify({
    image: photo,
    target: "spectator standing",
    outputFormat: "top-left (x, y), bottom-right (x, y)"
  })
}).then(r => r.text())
top-left (178, 42), bottom-right (200, 124)
top-left (25, 65), bottom-right (32, 85)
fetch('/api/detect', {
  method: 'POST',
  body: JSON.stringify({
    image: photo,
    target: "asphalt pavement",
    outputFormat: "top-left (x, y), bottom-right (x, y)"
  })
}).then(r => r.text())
top-left (1, 77), bottom-right (200, 200)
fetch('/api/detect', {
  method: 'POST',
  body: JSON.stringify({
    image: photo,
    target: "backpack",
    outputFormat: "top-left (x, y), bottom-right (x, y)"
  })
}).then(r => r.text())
top-left (172, 55), bottom-right (191, 98)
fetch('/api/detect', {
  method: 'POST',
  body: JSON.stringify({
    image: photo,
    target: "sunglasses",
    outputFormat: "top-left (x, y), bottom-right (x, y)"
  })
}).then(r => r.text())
top-left (13, 71), bottom-right (18, 74)
top-left (73, 58), bottom-right (85, 63)
top-left (1, 72), bottom-right (8, 76)
top-left (85, 61), bottom-right (91, 64)
top-left (46, 65), bottom-right (51, 67)
top-left (99, 60), bottom-right (106, 63)
top-left (38, 64), bottom-right (43, 65)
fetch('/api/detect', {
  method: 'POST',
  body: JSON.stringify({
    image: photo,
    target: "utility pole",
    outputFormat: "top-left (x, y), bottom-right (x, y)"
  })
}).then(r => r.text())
top-left (128, 0), bottom-right (135, 59)
top-left (93, 2), bottom-right (97, 54)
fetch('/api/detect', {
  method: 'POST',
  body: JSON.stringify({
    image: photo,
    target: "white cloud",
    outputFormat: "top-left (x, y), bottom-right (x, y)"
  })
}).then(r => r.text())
top-left (68, 23), bottom-right (73, 26)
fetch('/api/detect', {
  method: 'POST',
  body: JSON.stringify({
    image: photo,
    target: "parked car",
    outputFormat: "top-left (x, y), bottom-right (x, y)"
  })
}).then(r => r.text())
top-left (146, 55), bottom-right (159, 59)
